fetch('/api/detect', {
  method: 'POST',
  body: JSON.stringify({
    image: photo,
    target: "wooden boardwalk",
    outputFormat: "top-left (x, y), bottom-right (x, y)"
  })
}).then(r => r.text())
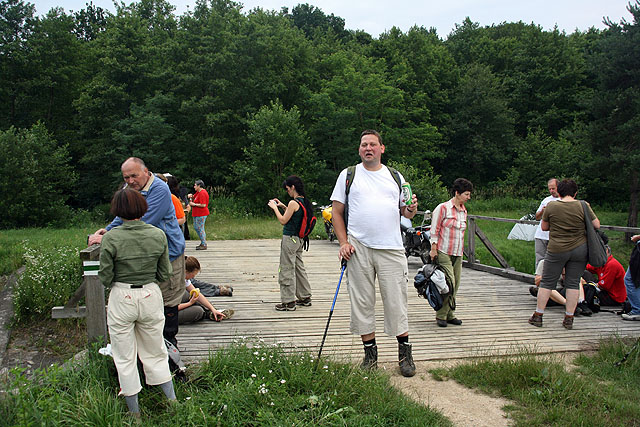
top-left (178, 239), bottom-right (640, 364)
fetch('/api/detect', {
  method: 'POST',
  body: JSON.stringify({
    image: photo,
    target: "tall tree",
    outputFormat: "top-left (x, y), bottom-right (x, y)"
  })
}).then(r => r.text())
top-left (233, 100), bottom-right (323, 210)
top-left (0, 0), bottom-right (35, 128)
top-left (587, 1), bottom-right (640, 229)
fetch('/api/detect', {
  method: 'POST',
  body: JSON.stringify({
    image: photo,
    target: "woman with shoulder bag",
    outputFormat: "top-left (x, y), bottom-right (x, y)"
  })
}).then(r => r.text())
top-left (529, 179), bottom-right (600, 330)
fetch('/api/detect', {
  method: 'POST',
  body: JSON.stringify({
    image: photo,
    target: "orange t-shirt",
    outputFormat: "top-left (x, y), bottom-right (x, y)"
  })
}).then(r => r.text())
top-left (171, 194), bottom-right (185, 220)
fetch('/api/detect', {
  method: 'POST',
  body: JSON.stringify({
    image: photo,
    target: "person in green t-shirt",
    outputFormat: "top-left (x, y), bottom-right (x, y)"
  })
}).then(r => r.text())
top-left (268, 175), bottom-right (313, 311)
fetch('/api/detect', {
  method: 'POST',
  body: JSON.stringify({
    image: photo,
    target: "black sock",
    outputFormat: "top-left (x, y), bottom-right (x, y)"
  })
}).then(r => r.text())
top-left (363, 338), bottom-right (376, 347)
top-left (397, 335), bottom-right (409, 344)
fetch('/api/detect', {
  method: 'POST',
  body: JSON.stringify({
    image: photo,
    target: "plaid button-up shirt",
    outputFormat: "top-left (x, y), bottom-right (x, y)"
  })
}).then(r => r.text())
top-left (430, 199), bottom-right (468, 257)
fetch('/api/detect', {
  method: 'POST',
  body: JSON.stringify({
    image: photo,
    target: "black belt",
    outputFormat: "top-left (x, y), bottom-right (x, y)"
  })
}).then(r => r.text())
top-left (130, 284), bottom-right (144, 288)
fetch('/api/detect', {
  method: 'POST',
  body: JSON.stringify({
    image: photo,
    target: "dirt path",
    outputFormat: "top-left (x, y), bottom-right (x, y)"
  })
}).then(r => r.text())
top-left (383, 361), bottom-right (512, 427)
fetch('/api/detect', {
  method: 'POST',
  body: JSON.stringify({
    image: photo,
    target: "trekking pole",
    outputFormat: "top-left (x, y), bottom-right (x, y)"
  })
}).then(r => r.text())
top-left (316, 259), bottom-right (347, 366)
top-left (615, 337), bottom-right (640, 367)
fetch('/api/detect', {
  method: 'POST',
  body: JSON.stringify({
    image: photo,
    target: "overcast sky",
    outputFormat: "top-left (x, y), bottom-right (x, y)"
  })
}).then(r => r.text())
top-left (31, 0), bottom-right (632, 38)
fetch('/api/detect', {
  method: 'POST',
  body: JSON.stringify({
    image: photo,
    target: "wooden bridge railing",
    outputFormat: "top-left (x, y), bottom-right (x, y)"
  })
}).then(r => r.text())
top-left (464, 215), bottom-right (640, 284)
top-left (51, 244), bottom-right (107, 343)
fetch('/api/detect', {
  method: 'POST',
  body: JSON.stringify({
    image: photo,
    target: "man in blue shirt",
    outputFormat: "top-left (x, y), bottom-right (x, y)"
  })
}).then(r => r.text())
top-left (90, 157), bottom-right (186, 347)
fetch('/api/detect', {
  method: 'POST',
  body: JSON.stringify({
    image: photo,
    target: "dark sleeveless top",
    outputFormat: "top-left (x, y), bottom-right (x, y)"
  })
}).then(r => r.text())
top-left (283, 197), bottom-right (304, 236)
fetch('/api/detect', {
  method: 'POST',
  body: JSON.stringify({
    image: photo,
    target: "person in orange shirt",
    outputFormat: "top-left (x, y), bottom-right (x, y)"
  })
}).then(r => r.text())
top-left (156, 174), bottom-right (185, 226)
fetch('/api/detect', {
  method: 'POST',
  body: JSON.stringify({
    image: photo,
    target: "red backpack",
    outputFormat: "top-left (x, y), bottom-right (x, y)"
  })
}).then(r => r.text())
top-left (296, 200), bottom-right (317, 251)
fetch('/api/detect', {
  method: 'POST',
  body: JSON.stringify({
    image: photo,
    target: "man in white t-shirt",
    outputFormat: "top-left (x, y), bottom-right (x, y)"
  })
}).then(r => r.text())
top-left (534, 178), bottom-right (560, 268)
top-left (330, 130), bottom-right (419, 377)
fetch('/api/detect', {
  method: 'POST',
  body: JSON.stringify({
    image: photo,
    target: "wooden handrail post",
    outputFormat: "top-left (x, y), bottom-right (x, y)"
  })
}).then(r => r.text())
top-left (80, 244), bottom-right (107, 343)
top-left (467, 217), bottom-right (476, 264)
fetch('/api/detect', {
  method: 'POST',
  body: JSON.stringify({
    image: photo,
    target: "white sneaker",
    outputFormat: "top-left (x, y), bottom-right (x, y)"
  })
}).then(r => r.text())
top-left (621, 313), bottom-right (640, 321)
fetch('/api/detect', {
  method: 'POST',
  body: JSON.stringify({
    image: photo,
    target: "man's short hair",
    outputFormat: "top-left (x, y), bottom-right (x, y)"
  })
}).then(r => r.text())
top-left (557, 179), bottom-right (578, 197)
top-left (452, 178), bottom-right (473, 195)
top-left (110, 188), bottom-right (148, 220)
top-left (548, 178), bottom-right (558, 186)
top-left (123, 157), bottom-right (146, 169)
top-left (360, 129), bottom-right (382, 144)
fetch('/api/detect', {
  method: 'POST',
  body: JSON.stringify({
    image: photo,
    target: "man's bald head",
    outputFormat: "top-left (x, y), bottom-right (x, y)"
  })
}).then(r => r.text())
top-left (121, 157), bottom-right (150, 191)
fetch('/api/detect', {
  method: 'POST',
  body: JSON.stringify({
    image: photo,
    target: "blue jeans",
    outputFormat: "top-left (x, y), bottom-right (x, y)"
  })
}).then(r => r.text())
top-left (624, 268), bottom-right (640, 315)
top-left (193, 216), bottom-right (207, 245)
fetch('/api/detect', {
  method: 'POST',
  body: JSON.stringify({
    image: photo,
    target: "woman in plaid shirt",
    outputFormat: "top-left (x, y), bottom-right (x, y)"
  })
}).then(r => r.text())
top-left (429, 178), bottom-right (473, 328)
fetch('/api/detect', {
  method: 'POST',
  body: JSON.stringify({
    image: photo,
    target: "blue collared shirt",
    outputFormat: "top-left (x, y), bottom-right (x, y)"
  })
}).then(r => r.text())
top-left (106, 174), bottom-right (186, 261)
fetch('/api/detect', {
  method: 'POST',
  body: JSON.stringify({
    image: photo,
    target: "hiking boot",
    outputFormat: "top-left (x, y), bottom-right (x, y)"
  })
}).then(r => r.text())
top-left (195, 244), bottom-right (207, 251)
top-left (436, 318), bottom-right (447, 327)
top-left (398, 342), bottom-right (416, 377)
top-left (360, 344), bottom-right (377, 370)
top-left (219, 286), bottom-right (233, 296)
top-left (528, 312), bottom-right (543, 327)
top-left (562, 314), bottom-right (574, 330)
top-left (275, 301), bottom-right (296, 311)
top-left (529, 286), bottom-right (538, 297)
top-left (446, 318), bottom-right (462, 325)
top-left (622, 313), bottom-right (640, 321)
top-left (577, 302), bottom-right (592, 316)
top-left (296, 297), bottom-right (312, 307)
top-left (221, 308), bottom-right (234, 319)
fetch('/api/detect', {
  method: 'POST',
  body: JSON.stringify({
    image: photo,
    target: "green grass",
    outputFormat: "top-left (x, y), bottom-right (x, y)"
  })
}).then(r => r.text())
top-left (0, 340), bottom-right (451, 426)
top-left (0, 225), bottom-right (99, 276)
top-left (433, 338), bottom-right (640, 426)
top-left (192, 212), bottom-right (329, 241)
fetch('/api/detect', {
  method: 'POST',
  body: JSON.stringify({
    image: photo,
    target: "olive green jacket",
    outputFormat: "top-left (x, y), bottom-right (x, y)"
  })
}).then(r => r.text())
top-left (99, 221), bottom-right (172, 287)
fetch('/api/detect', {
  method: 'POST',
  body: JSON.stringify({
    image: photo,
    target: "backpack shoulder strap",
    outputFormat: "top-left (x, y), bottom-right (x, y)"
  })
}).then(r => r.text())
top-left (344, 165), bottom-right (357, 228)
top-left (386, 165), bottom-right (403, 192)
top-left (345, 165), bottom-right (356, 195)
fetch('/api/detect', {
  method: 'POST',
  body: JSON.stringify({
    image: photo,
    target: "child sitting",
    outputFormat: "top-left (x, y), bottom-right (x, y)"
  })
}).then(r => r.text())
top-left (178, 256), bottom-right (234, 324)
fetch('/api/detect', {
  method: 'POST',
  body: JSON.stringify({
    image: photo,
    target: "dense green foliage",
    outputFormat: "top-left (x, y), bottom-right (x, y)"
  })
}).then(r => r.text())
top-left (437, 338), bottom-right (640, 426)
top-left (1, 0), bottom-right (639, 229)
top-left (0, 340), bottom-right (451, 425)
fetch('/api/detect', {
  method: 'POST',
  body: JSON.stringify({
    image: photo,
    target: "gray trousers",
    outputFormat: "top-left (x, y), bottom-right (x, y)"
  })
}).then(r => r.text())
top-left (178, 291), bottom-right (208, 324)
top-left (278, 235), bottom-right (312, 303)
top-left (534, 238), bottom-right (549, 269)
top-left (540, 243), bottom-right (588, 291)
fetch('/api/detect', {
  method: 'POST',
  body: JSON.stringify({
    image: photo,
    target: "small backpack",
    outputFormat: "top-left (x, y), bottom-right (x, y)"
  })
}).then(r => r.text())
top-left (296, 199), bottom-right (317, 251)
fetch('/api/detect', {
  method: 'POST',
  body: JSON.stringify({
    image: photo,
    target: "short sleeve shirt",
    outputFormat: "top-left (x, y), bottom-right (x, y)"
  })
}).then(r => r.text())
top-left (534, 195), bottom-right (560, 240)
top-left (330, 163), bottom-right (404, 249)
top-left (542, 200), bottom-right (596, 253)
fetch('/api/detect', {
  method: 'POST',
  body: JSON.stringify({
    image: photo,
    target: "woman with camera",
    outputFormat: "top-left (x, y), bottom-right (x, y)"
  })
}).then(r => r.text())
top-left (268, 175), bottom-right (313, 311)
top-left (529, 178), bottom-right (600, 330)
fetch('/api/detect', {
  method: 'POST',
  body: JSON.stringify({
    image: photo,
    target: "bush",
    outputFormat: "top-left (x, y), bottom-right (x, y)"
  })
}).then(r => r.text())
top-left (0, 123), bottom-right (77, 228)
top-left (14, 245), bottom-right (81, 322)
top-left (232, 101), bottom-right (324, 212)
top-left (388, 160), bottom-right (449, 211)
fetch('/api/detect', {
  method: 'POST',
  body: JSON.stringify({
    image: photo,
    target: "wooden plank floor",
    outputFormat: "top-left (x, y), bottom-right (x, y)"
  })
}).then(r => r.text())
top-left (178, 239), bottom-right (640, 364)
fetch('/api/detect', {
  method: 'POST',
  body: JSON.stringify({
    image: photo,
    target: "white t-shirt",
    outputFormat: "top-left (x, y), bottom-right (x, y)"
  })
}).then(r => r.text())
top-left (534, 195), bottom-right (560, 240)
top-left (185, 279), bottom-right (192, 288)
top-left (330, 163), bottom-right (405, 249)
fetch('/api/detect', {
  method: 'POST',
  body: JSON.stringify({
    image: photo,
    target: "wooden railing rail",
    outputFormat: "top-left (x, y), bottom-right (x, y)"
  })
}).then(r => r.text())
top-left (464, 215), bottom-right (640, 284)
